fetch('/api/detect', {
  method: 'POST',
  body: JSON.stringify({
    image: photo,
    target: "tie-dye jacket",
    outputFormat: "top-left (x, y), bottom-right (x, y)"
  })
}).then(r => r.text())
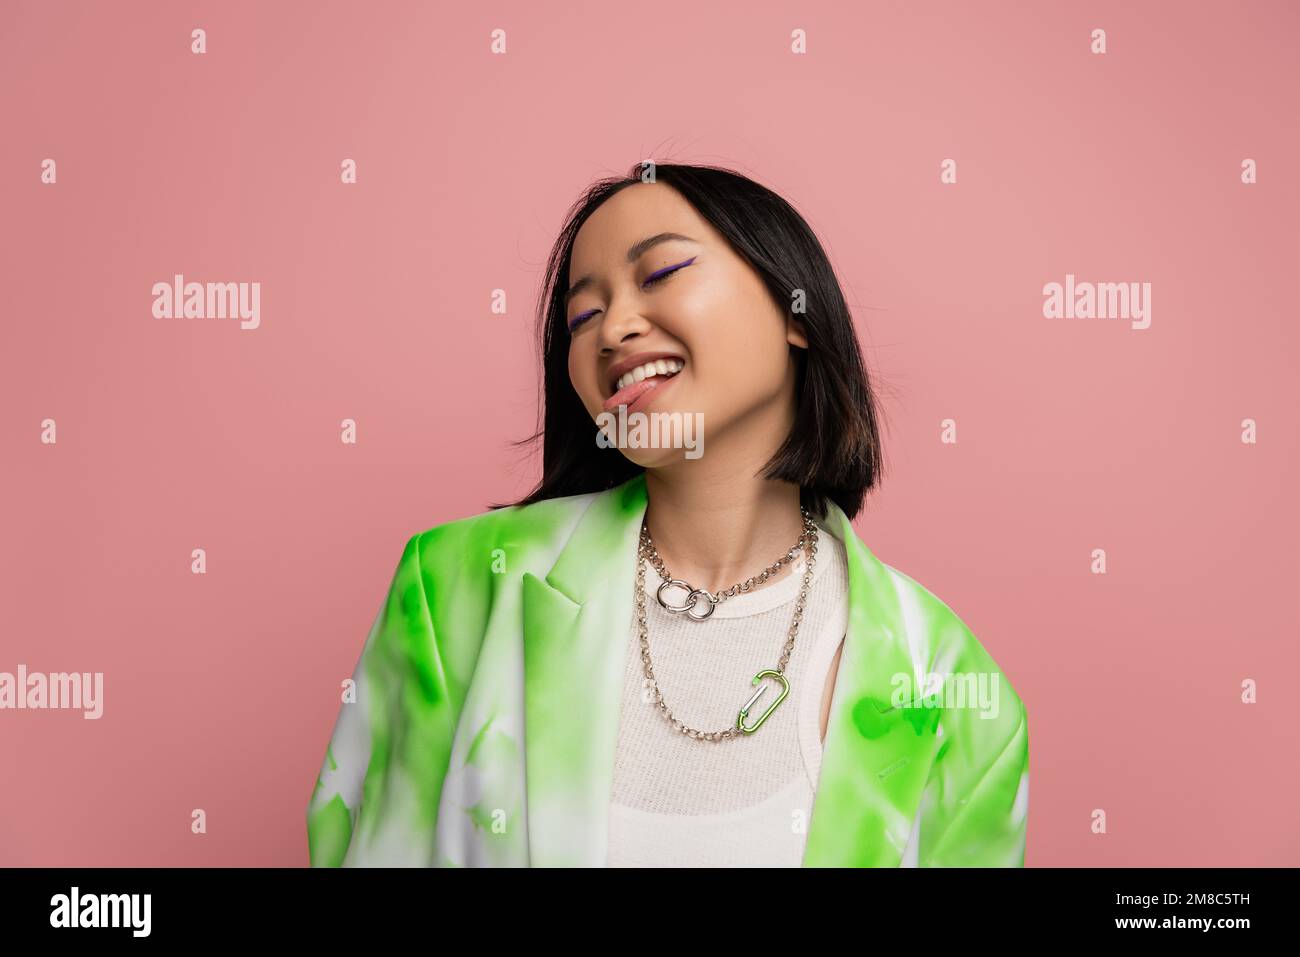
top-left (307, 472), bottom-right (1029, 866)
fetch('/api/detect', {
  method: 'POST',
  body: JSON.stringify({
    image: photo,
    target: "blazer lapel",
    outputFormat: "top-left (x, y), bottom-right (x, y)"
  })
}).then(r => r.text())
top-left (801, 503), bottom-right (941, 866)
top-left (520, 474), bottom-right (648, 866)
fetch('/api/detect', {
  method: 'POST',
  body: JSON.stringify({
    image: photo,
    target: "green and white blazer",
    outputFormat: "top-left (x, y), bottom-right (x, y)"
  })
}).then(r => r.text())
top-left (307, 472), bottom-right (1029, 867)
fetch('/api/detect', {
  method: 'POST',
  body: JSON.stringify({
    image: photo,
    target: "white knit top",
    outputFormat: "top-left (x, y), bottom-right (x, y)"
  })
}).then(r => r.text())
top-left (605, 519), bottom-right (849, 867)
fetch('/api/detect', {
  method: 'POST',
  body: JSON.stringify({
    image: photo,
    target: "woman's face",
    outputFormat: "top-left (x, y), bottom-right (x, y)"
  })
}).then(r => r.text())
top-left (565, 182), bottom-right (807, 468)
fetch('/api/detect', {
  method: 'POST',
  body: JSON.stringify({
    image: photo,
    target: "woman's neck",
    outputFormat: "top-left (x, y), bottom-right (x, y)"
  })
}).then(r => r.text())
top-left (642, 465), bottom-right (807, 597)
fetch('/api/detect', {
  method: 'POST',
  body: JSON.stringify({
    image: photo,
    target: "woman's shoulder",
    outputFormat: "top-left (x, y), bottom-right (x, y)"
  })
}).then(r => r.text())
top-left (400, 486), bottom-right (610, 579)
top-left (366, 488), bottom-right (615, 677)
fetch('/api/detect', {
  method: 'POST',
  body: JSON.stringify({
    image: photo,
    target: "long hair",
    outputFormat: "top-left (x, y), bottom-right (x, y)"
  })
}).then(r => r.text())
top-left (493, 161), bottom-right (885, 519)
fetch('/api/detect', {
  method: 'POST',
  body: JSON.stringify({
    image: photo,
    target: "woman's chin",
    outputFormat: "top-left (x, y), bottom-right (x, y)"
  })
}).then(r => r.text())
top-left (619, 446), bottom-right (699, 469)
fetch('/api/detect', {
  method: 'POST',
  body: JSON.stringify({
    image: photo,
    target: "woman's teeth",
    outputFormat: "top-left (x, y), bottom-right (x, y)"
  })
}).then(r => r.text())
top-left (616, 358), bottom-right (683, 392)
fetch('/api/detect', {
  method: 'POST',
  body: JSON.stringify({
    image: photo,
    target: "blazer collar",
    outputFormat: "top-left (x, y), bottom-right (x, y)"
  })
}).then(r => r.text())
top-left (520, 473), bottom-right (939, 866)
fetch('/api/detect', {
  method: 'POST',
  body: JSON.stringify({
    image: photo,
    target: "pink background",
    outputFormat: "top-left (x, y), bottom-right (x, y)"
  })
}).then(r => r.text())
top-left (2, 0), bottom-right (1297, 867)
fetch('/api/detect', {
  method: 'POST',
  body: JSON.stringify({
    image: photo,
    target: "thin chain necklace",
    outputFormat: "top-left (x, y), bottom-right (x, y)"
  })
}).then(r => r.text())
top-left (634, 508), bottom-right (819, 739)
top-left (641, 510), bottom-right (813, 621)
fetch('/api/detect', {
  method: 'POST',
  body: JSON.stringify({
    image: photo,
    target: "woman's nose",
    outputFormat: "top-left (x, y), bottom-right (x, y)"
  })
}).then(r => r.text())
top-left (597, 303), bottom-right (653, 353)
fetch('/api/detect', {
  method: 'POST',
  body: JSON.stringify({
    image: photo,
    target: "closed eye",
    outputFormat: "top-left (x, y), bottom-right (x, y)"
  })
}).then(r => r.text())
top-left (642, 255), bottom-right (696, 288)
top-left (568, 308), bottom-right (598, 333)
top-left (566, 255), bottom-right (697, 333)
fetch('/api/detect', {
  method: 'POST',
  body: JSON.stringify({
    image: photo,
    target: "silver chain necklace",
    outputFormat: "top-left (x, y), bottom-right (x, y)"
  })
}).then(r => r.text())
top-left (641, 509), bottom-right (815, 621)
top-left (634, 509), bottom-right (819, 739)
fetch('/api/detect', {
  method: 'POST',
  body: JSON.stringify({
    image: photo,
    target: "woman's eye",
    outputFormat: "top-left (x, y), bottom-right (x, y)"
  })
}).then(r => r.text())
top-left (567, 309), bottom-right (597, 333)
top-left (642, 256), bottom-right (696, 288)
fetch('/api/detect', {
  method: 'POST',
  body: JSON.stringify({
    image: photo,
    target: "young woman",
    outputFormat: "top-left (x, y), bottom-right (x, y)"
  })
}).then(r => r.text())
top-left (307, 162), bottom-right (1029, 868)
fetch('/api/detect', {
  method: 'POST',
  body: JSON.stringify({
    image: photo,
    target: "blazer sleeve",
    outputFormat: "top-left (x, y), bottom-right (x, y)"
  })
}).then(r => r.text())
top-left (915, 690), bottom-right (1030, 867)
top-left (306, 531), bottom-right (460, 866)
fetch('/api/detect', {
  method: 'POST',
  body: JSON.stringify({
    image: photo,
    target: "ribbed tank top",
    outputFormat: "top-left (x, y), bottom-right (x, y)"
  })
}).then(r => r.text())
top-left (606, 520), bottom-right (850, 867)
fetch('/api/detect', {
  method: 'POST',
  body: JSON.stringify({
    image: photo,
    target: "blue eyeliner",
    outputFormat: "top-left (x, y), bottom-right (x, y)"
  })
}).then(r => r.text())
top-left (568, 308), bottom-right (597, 332)
top-left (643, 256), bottom-right (696, 284)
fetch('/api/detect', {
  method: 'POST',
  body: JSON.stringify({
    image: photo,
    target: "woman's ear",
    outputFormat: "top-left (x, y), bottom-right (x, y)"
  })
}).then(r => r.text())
top-left (786, 314), bottom-right (809, 349)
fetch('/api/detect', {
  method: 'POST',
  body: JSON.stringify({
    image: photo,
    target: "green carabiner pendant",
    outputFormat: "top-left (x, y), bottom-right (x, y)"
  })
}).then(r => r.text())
top-left (736, 669), bottom-right (790, 734)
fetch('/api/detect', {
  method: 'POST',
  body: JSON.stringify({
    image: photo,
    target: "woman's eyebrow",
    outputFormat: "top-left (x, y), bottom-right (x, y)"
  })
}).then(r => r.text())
top-left (565, 232), bottom-right (698, 303)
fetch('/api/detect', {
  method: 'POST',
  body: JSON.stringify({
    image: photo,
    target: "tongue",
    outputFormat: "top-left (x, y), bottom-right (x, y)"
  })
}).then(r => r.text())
top-left (607, 372), bottom-right (674, 410)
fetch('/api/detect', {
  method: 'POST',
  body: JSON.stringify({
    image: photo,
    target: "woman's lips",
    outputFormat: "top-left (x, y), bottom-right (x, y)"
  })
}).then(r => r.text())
top-left (602, 370), bottom-right (680, 413)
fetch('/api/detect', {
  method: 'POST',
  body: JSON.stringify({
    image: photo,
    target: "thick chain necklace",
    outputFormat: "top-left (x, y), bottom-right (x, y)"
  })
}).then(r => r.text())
top-left (634, 508), bottom-right (819, 739)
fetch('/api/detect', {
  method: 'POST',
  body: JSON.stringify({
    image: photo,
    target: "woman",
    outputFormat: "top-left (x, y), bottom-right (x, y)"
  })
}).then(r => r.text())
top-left (306, 162), bottom-right (1029, 867)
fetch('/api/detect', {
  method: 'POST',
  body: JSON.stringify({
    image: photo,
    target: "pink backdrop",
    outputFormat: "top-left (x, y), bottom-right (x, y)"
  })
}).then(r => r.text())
top-left (2, 0), bottom-right (1296, 867)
